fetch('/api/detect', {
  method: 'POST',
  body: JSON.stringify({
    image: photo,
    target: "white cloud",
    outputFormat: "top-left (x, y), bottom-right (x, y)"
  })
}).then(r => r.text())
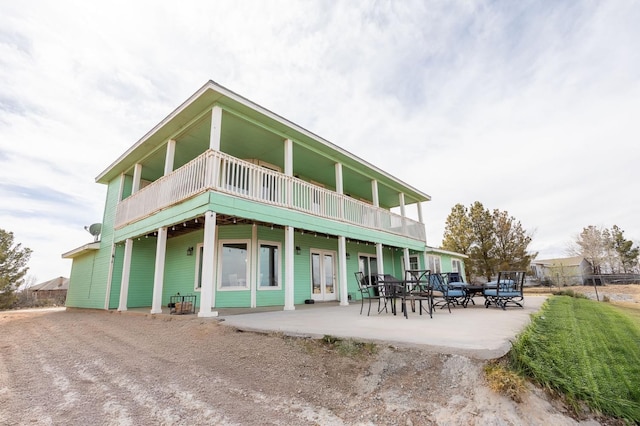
top-left (1, 0), bottom-right (639, 281)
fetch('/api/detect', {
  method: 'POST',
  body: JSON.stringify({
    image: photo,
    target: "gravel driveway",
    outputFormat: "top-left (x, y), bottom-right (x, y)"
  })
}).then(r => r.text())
top-left (0, 308), bottom-right (605, 425)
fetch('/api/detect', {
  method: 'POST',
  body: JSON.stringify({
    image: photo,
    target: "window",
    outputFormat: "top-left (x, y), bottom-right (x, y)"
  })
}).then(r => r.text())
top-left (409, 255), bottom-right (419, 270)
top-left (358, 254), bottom-right (378, 284)
top-left (452, 259), bottom-right (462, 273)
top-left (218, 241), bottom-right (250, 289)
top-left (259, 242), bottom-right (280, 289)
top-left (401, 255), bottom-right (420, 271)
top-left (427, 255), bottom-right (441, 273)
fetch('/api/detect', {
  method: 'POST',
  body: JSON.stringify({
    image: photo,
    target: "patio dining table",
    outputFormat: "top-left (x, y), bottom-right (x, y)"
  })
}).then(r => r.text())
top-left (376, 274), bottom-right (433, 319)
top-left (452, 284), bottom-right (484, 305)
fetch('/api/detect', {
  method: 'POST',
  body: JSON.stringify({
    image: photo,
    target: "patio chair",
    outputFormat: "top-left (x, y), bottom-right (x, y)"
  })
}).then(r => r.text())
top-left (401, 270), bottom-right (433, 319)
top-left (446, 272), bottom-right (478, 306)
top-left (430, 272), bottom-right (469, 312)
top-left (483, 271), bottom-right (526, 310)
top-left (354, 272), bottom-right (388, 316)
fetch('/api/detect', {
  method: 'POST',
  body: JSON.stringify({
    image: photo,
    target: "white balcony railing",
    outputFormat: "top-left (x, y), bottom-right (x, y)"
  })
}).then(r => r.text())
top-left (115, 150), bottom-right (426, 241)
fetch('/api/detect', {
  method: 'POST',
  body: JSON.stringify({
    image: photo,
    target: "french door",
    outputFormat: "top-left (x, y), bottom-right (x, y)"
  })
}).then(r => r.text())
top-left (311, 250), bottom-right (336, 301)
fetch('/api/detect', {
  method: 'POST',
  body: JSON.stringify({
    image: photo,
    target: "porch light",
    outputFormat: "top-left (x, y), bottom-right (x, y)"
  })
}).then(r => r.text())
top-left (295, 246), bottom-right (301, 255)
top-left (187, 247), bottom-right (194, 256)
top-left (346, 253), bottom-right (351, 260)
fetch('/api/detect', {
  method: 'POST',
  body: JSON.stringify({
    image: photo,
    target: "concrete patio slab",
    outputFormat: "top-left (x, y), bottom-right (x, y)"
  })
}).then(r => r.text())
top-left (220, 296), bottom-right (547, 359)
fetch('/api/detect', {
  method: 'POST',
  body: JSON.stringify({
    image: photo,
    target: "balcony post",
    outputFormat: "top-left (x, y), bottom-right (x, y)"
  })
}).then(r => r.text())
top-left (150, 227), bottom-right (167, 314)
top-left (335, 163), bottom-right (344, 219)
top-left (164, 139), bottom-right (176, 176)
top-left (284, 139), bottom-right (293, 206)
top-left (117, 238), bottom-right (133, 311)
top-left (399, 192), bottom-right (407, 235)
top-left (210, 106), bottom-right (222, 150)
top-left (198, 211), bottom-right (219, 317)
top-left (372, 179), bottom-right (380, 228)
top-left (371, 180), bottom-right (379, 207)
top-left (132, 163), bottom-right (142, 194)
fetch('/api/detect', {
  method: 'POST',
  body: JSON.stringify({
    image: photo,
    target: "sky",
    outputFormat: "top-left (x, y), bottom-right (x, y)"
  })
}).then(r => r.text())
top-left (1, 0), bottom-right (639, 284)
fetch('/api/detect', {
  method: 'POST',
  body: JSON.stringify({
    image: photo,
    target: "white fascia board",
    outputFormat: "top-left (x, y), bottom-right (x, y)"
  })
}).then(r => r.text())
top-left (425, 246), bottom-right (469, 259)
top-left (61, 242), bottom-right (101, 259)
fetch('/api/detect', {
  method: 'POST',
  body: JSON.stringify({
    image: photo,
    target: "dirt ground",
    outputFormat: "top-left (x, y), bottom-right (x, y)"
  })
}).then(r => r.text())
top-left (0, 297), bottom-right (629, 426)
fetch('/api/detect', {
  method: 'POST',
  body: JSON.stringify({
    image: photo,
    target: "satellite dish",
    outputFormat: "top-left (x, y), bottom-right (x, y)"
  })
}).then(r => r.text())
top-left (84, 223), bottom-right (102, 242)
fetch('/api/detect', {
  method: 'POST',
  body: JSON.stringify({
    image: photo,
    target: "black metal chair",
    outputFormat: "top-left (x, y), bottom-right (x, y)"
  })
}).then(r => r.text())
top-left (483, 271), bottom-right (526, 310)
top-left (354, 272), bottom-right (388, 316)
top-left (401, 270), bottom-right (433, 319)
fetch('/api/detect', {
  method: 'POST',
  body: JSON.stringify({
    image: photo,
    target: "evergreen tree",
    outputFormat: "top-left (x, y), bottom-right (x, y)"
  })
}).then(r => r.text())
top-left (610, 225), bottom-right (639, 273)
top-left (0, 228), bottom-right (32, 309)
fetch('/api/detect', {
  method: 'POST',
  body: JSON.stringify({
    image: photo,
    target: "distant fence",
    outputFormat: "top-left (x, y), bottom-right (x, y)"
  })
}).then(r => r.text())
top-left (534, 273), bottom-right (640, 287)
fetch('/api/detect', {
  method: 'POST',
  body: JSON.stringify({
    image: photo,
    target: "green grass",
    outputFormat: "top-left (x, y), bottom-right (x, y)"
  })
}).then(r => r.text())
top-left (510, 295), bottom-right (640, 422)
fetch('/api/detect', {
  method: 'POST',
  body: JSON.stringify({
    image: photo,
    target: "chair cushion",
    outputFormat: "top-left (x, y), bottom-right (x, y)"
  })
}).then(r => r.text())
top-left (448, 289), bottom-right (465, 297)
top-left (484, 289), bottom-right (520, 297)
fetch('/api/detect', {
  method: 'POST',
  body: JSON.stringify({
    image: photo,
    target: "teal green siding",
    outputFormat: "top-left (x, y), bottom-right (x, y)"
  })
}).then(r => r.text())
top-left (108, 244), bottom-right (124, 309)
top-left (163, 231), bottom-right (204, 306)
top-left (65, 251), bottom-right (102, 308)
top-left (255, 226), bottom-right (285, 307)
top-left (126, 237), bottom-right (156, 307)
top-left (67, 177), bottom-right (123, 309)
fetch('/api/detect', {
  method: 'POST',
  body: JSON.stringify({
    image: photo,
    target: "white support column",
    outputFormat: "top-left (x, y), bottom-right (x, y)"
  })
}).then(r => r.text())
top-left (150, 227), bottom-right (167, 314)
top-left (117, 238), bottom-right (133, 311)
top-left (371, 180), bottom-right (379, 207)
top-left (423, 251), bottom-right (430, 273)
top-left (250, 223), bottom-right (258, 308)
top-left (164, 139), bottom-right (176, 176)
top-left (403, 248), bottom-right (411, 273)
top-left (198, 211), bottom-right (219, 317)
top-left (284, 226), bottom-right (295, 311)
top-left (104, 242), bottom-right (115, 310)
top-left (338, 235), bottom-right (348, 306)
top-left (417, 202), bottom-right (424, 224)
top-left (209, 106), bottom-right (222, 151)
top-left (376, 243), bottom-right (384, 276)
top-left (132, 163), bottom-right (142, 194)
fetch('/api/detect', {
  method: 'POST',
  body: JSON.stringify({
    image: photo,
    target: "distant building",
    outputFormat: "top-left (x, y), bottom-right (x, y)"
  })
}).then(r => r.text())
top-left (29, 277), bottom-right (69, 303)
top-left (530, 257), bottom-right (592, 286)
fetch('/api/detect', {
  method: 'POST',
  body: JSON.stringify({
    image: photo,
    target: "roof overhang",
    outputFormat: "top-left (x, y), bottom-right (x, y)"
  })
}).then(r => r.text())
top-left (425, 247), bottom-right (469, 259)
top-left (62, 242), bottom-right (101, 259)
top-left (96, 80), bottom-right (431, 205)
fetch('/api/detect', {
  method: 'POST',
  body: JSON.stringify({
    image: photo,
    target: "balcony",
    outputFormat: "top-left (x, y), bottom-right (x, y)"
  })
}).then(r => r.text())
top-left (115, 150), bottom-right (426, 241)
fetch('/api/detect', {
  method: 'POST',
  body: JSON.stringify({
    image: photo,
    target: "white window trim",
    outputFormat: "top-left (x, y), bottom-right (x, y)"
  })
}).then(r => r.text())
top-left (257, 240), bottom-right (282, 291)
top-left (217, 239), bottom-right (251, 291)
top-left (451, 259), bottom-right (461, 273)
top-left (427, 254), bottom-right (442, 274)
top-left (401, 255), bottom-right (421, 271)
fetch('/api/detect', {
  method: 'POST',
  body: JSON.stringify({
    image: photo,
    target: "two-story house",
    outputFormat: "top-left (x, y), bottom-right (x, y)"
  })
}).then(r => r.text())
top-left (63, 81), bottom-right (466, 317)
